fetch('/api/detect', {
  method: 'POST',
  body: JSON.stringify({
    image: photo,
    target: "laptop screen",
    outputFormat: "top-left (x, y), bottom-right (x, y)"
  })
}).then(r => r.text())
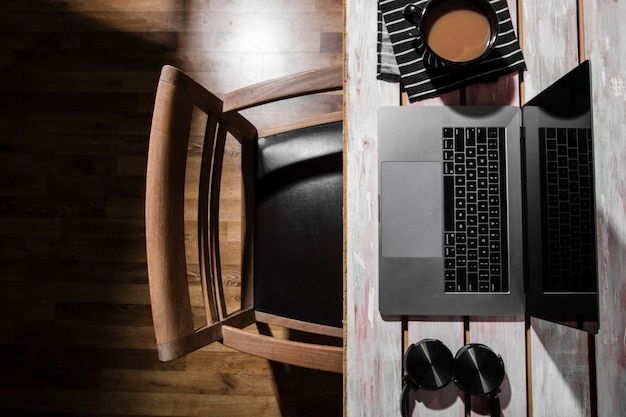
top-left (522, 61), bottom-right (598, 333)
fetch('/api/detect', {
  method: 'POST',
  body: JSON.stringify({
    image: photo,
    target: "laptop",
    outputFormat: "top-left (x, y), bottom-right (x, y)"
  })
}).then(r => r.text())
top-left (378, 61), bottom-right (598, 329)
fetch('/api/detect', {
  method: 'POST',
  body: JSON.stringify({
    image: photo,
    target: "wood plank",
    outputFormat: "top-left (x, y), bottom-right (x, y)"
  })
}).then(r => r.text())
top-left (12, 113), bottom-right (151, 135)
top-left (18, 259), bottom-right (147, 283)
top-left (12, 323), bottom-right (157, 350)
top-left (0, 11), bottom-right (343, 34)
top-left (0, 281), bottom-right (150, 305)
top-left (54, 302), bottom-right (153, 326)
top-left (0, 152), bottom-right (118, 176)
top-left (405, 83), bottom-right (465, 417)
top-left (404, 2), bottom-right (526, 415)
top-left (61, 219), bottom-right (145, 239)
top-left (1, 345), bottom-right (185, 371)
top-left (0, 389), bottom-right (282, 417)
top-left (0, 0), bottom-right (187, 13)
top-left (464, 2), bottom-right (527, 416)
top-left (0, 12), bottom-right (187, 33)
top-left (99, 368), bottom-right (277, 395)
top-left (0, 0), bottom-right (343, 13)
top-left (0, 32), bottom-right (83, 52)
top-left (45, 174), bottom-right (145, 198)
top-left (345, 0), bottom-right (403, 416)
top-left (0, 73), bottom-right (159, 93)
top-left (0, 133), bottom-right (149, 156)
top-left (0, 237), bottom-right (146, 263)
top-left (467, 318), bottom-right (526, 417)
top-left (0, 196), bottom-right (107, 218)
top-left (0, 173), bottom-right (46, 196)
top-left (0, 218), bottom-right (61, 238)
top-left (521, 1), bottom-right (593, 416)
top-left (0, 300), bottom-right (56, 322)
top-left (0, 367), bottom-right (101, 391)
top-left (107, 197), bottom-right (146, 219)
top-left (582, 1), bottom-right (626, 416)
top-left (521, 0), bottom-right (580, 104)
top-left (406, 318), bottom-right (465, 417)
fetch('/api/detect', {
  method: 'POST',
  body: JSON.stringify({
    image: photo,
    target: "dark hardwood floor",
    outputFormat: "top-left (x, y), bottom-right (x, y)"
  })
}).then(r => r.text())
top-left (0, 1), bottom-right (343, 416)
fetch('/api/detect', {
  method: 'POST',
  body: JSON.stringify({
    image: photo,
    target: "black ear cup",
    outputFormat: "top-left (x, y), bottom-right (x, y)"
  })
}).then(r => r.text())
top-left (401, 341), bottom-right (505, 417)
top-left (404, 339), bottom-right (454, 390)
top-left (453, 343), bottom-right (505, 417)
top-left (453, 343), bottom-right (504, 396)
top-left (401, 339), bottom-right (454, 417)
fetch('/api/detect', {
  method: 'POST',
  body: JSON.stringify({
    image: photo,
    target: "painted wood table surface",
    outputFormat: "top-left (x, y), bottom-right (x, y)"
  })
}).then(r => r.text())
top-left (344, 1), bottom-right (626, 416)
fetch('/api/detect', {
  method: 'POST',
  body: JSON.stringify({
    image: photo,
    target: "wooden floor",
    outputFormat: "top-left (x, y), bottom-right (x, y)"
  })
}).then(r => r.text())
top-left (0, 1), bottom-right (343, 416)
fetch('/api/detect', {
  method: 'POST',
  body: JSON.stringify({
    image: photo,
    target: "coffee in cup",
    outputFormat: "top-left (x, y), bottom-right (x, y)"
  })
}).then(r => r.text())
top-left (404, 0), bottom-right (498, 70)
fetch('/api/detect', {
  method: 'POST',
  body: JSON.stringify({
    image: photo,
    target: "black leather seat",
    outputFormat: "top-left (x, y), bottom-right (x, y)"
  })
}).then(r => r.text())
top-left (254, 122), bottom-right (343, 328)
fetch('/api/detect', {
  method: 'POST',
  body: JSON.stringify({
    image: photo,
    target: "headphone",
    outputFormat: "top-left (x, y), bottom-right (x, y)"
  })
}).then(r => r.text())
top-left (401, 339), bottom-right (505, 417)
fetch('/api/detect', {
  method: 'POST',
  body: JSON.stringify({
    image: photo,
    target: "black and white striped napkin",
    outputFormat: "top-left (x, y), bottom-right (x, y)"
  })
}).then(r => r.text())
top-left (377, 0), bottom-right (526, 102)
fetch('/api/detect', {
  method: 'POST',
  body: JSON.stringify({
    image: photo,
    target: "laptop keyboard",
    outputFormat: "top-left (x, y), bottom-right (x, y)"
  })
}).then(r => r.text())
top-left (443, 127), bottom-right (508, 293)
top-left (541, 127), bottom-right (597, 293)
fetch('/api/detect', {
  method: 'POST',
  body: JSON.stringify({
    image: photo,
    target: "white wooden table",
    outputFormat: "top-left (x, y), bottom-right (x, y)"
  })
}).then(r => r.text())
top-left (344, 1), bottom-right (626, 416)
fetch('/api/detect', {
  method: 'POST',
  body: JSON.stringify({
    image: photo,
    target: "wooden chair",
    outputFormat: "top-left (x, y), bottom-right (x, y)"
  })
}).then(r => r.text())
top-left (145, 64), bottom-right (344, 373)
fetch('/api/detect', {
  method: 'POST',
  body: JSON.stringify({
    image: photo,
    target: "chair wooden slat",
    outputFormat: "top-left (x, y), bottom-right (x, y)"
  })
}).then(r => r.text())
top-left (208, 124), bottom-right (228, 320)
top-left (257, 111), bottom-right (343, 139)
top-left (198, 114), bottom-right (221, 323)
top-left (222, 325), bottom-right (343, 373)
top-left (222, 65), bottom-right (343, 113)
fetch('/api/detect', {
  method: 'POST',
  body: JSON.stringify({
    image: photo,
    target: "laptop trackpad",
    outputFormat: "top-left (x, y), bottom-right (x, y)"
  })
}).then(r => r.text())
top-left (381, 162), bottom-right (442, 258)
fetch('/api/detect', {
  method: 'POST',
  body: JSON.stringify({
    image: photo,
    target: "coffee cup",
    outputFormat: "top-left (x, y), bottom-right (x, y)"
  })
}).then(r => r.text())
top-left (403, 0), bottom-right (498, 70)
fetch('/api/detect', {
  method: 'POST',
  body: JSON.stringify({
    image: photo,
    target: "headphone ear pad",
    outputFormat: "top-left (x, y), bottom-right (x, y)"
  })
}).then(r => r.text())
top-left (404, 339), bottom-right (454, 390)
top-left (453, 343), bottom-right (505, 396)
top-left (402, 339), bottom-right (454, 417)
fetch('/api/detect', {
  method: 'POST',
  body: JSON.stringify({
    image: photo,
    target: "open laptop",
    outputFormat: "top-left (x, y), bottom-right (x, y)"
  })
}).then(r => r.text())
top-left (378, 61), bottom-right (598, 329)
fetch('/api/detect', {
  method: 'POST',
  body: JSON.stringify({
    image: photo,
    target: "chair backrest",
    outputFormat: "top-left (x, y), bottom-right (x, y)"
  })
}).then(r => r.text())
top-left (146, 65), bottom-right (343, 372)
top-left (146, 65), bottom-right (257, 361)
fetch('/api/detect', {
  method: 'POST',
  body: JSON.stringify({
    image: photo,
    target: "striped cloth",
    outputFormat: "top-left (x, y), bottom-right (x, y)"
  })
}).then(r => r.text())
top-left (377, 0), bottom-right (526, 102)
